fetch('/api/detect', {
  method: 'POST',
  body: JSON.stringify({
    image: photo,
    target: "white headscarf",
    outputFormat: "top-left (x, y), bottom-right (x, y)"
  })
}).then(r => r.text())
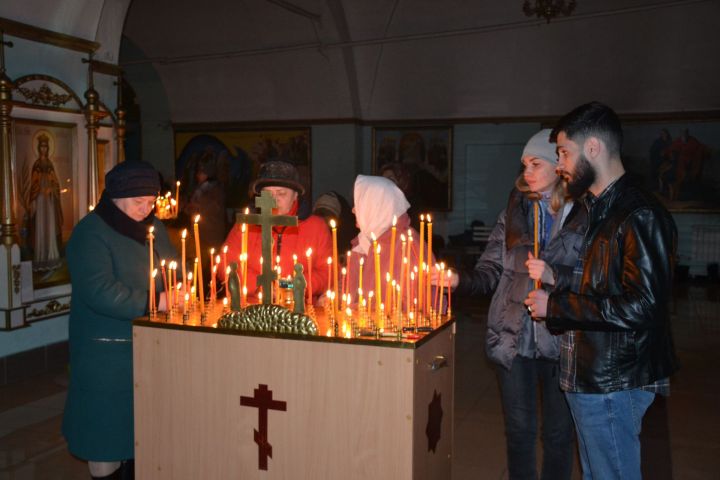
top-left (352, 175), bottom-right (410, 254)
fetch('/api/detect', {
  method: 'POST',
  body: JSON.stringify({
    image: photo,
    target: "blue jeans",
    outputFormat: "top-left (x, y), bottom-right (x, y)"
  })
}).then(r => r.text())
top-left (496, 356), bottom-right (575, 480)
top-left (565, 389), bottom-right (656, 480)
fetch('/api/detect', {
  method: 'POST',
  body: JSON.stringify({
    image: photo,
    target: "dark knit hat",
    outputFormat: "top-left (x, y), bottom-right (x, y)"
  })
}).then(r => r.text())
top-left (313, 192), bottom-right (341, 218)
top-left (104, 160), bottom-right (161, 199)
top-left (251, 160), bottom-right (305, 195)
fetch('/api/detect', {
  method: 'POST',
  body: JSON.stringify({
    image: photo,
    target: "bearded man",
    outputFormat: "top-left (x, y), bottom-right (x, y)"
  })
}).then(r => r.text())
top-left (525, 101), bottom-right (679, 480)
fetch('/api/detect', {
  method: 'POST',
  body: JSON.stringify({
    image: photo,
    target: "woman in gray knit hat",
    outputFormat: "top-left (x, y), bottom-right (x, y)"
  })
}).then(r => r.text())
top-left (62, 161), bottom-right (178, 479)
top-left (448, 130), bottom-right (586, 480)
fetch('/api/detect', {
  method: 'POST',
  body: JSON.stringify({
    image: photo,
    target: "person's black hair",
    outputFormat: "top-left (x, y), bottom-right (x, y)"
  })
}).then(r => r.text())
top-left (550, 101), bottom-right (623, 156)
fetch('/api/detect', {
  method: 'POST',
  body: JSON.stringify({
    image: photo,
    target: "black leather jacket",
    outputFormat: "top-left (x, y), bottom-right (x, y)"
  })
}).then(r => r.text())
top-left (547, 175), bottom-right (679, 393)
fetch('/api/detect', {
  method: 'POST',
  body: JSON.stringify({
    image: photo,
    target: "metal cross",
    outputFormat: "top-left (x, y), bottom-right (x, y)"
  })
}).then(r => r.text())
top-left (236, 190), bottom-right (298, 304)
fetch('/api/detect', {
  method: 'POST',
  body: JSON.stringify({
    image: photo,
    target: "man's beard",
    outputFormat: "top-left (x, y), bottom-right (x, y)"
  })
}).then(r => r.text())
top-left (564, 153), bottom-right (596, 199)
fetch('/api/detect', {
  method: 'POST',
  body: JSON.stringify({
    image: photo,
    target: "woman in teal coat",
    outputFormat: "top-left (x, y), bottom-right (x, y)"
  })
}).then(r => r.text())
top-left (62, 161), bottom-right (177, 479)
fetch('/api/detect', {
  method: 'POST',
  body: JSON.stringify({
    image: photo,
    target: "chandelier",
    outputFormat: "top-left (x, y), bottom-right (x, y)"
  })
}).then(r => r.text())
top-left (523, 0), bottom-right (577, 23)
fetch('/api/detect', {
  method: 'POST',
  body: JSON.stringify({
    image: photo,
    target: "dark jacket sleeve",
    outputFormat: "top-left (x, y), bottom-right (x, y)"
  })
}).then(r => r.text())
top-left (455, 210), bottom-right (505, 296)
top-left (547, 207), bottom-right (676, 332)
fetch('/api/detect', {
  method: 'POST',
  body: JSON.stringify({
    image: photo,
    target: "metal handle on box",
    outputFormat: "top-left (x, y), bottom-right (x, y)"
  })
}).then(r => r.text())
top-left (428, 355), bottom-right (448, 371)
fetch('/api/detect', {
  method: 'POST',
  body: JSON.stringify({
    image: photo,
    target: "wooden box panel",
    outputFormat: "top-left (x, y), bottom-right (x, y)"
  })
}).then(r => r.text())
top-left (133, 324), bottom-right (454, 479)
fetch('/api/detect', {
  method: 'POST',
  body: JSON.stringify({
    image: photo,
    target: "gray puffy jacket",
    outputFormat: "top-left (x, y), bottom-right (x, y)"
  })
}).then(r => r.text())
top-left (457, 188), bottom-right (587, 370)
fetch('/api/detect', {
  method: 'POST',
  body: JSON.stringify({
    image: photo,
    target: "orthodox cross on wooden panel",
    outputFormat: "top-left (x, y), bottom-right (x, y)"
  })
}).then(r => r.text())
top-left (240, 383), bottom-right (287, 471)
top-left (236, 190), bottom-right (297, 304)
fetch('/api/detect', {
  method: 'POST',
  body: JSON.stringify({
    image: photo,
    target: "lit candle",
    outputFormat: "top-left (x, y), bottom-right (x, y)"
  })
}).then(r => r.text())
top-left (152, 269), bottom-right (157, 313)
top-left (358, 257), bottom-right (364, 299)
top-left (372, 233), bottom-right (381, 319)
top-left (400, 257), bottom-right (410, 314)
top-left (193, 215), bottom-right (205, 312)
top-left (400, 256), bottom-right (407, 318)
top-left (168, 261), bottom-right (175, 310)
top-left (181, 229), bottom-right (188, 301)
top-left (418, 215), bottom-right (425, 316)
top-left (184, 293), bottom-right (189, 315)
top-left (396, 283), bottom-right (402, 330)
top-left (533, 201), bottom-right (540, 290)
top-left (192, 260), bottom-right (198, 302)
top-left (326, 257), bottom-right (332, 306)
top-left (426, 214), bottom-right (433, 315)
top-left (211, 265), bottom-right (217, 302)
top-left (242, 286), bottom-right (247, 308)
top-left (223, 244), bottom-right (229, 288)
top-left (330, 219), bottom-right (339, 318)
top-left (388, 215), bottom-right (397, 304)
top-left (242, 208), bottom-right (249, 287)
top-left (176, 281), bottom-right (182, 309)
top-left (147, 226), bottom-right (155, 314)
top-left (434, 263), bottom-right (442, 315)
top-left (305, 248), bottom-right (313, 303)
top-left (341, 267), bottom-right (347, 307)
top-left (345, 251), bottom-right (352, 300)
top-left (384, 272), bottom-right (392, 320)
top-left (175, 180), bottom-right (180, 214)
top-left (447, 269), bottom-right (453, 315)
top-left (160, 259), bottom-right (168, 310)
top-left (293, 254), bottom-right (298, 266)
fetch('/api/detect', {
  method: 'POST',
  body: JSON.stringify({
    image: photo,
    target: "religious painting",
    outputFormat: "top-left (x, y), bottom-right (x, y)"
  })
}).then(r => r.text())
top-left (12, 119), bottom-right (77, 289)
top-left (173, 127), bottom-right (312, 216)
top-left (621, 120), bottom-right (720, 212)
top-left (372, 126), bottom-right (453, 211)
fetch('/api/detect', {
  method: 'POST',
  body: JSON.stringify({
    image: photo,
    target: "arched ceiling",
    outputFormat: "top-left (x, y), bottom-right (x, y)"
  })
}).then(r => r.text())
top-left (117, 0), bottom-right (720, 121)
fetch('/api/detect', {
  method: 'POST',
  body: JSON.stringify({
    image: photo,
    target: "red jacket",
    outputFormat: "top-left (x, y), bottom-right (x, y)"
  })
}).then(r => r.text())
top-left (223, 204), bottom-right (332, 299)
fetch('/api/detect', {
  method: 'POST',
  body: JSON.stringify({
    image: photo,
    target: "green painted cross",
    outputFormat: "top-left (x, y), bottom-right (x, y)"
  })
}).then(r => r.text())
top-left (236, 190), bottom-right (298, 304)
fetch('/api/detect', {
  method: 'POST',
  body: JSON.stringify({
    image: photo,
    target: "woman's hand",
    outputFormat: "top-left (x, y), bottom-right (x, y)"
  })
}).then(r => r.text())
top-left (526, 252), bottom-right (555, 285)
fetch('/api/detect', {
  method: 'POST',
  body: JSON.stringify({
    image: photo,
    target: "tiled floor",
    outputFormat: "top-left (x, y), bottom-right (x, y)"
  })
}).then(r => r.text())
top-left (1, 282), bottom-right (719, 479)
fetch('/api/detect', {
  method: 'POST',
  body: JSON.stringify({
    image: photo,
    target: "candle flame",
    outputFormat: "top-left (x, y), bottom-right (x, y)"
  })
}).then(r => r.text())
top-left (188, 272), bottom-right (193, 280)
top-left (210, 247), bottom-right (215, 255)
top-left (386, 272), bottom-right (390, 281)
top-left (368, 290), bottom-right (374, 298)
top-left (88, 204), bottom-right (95, 211)
top-left (306, 247), bottom-right (312, 257)
top-left (176, 282), bottom-right (182, 290)
top-left (420, 214), bottom-right (425, 221)
top-left (327, 257), bottom-right (332, 265)
top-left (148, 226), bottom-right (154, 234)
top-left (447, 269), bottom-right (452, 277)
top-left (359, 257), bottom-right (364, 266)
top-left (376, 245), bottom-right (381, 254)
top-left (152, 269), bottom-right (157, 278)
top-left (400, 234), bottom-right (406, 242)
top-left (194, 257), bottom-right (199, 264)
top-left (258, 292), bottom-right (263, 301)
top-left (194, 214), bottom-right (200, 223)
top-left (241, 223), bottom-right (246, 232)
top-left (427, 214), bottom-right (432, 223)
top-left (223, 245), bottom-right (228, 253)
top-left (216, 255), bottom-right (221, 265)
top-left (176, 180), bottom-right (181, 186)
top-left (242, 286), bottom-right (247, 294)
top-left (346, 250), bottom-right (351, 258)
top-left (329, 219), bottom-right (337, 229)
top-left (212, 265), bottom-right (217, 273)
top-left (166, 191), bottom-right (172, 197)
top-left (161, 259), bottom-right (166, 267)
top-left (223, 297), bottom-right (228, 305)
top-left (341, 267), bottom-right (346, 275)
top-left (244, 207), bottom-right (250, 214)
top-left (392, 215), bottom-right (397, 226)
top-left (182, 229), bottom-right (187, 239)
